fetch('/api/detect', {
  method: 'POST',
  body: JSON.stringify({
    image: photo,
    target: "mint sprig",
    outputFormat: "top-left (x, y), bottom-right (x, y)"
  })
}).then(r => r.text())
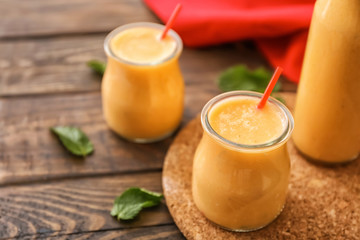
top-left (87, 60), bottom-right (106, 76)
top-left (218, 65), bottom-right (284, 103)
top-left (51, 126), bottom-right (94, 157)
top-left (111, 187), bottom-right (163, 221)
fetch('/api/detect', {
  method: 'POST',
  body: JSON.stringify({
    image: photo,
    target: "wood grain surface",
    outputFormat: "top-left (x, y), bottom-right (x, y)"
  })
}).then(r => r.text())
top-left (0, 0), bottom-right (156, 39)
top-left (0, 172), bottom-right (175, 239)
top-left (163, 93), bottom-right (360, 240)
top-left (49, 225), bottom-right (184, 240)
top-left (7, 225), bottom-right (183, 240)
top-left (0, 92), bottom-right (174, 185)
top-left (0, 36), bottom-right (104, 96)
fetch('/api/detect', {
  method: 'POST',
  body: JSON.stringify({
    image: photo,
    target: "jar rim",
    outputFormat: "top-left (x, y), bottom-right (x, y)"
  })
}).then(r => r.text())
top-left (104, 22), bottom-right (183, 66)
top-left (201, 91), bottom-right (294, 152)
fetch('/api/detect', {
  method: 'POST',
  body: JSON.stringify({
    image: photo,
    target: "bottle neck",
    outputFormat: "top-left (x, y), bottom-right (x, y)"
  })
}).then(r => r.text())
top-left (314, 0), bottom-right (360, 33)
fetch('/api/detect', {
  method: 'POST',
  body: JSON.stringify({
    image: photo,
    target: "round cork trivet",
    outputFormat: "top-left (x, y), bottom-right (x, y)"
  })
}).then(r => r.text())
top-left (163, 93), bottom-right (360, 240)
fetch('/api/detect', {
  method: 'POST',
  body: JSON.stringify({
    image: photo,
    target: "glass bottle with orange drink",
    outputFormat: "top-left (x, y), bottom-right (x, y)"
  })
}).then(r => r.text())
top-left (293, 0), bottom-right (360, 163)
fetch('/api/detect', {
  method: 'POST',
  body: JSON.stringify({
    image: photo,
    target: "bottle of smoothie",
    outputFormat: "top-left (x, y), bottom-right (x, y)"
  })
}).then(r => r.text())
top-left (102, 22), bottom-right (184, 143)
top-left (293, 0), bottom-right (360, 163)
top-left (192, 91), bottom-right (294, 231)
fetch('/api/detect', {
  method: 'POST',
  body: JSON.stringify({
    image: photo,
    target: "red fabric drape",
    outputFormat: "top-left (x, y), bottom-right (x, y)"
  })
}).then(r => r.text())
top-left (144, 0), bottom-right (315, 83)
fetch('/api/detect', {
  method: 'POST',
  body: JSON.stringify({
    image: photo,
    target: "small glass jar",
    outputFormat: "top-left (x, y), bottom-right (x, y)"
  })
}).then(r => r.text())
top-left (102, 22), bottom-right (184, 143)
top-left (192, 91), bottom-right (294, 232)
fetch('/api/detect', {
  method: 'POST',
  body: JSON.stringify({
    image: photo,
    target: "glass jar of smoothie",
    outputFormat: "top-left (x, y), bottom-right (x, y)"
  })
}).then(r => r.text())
top-left (192, 91), bottom-right (294, 232)
top-left (102, 22), bottom-right (184, 143)
top-left (293, 0), bottom-right (360, 163)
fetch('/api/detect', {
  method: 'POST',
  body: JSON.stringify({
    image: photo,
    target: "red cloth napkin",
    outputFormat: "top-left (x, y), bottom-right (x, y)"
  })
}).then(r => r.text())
top-left (143, 0), bottom-right (315, 83)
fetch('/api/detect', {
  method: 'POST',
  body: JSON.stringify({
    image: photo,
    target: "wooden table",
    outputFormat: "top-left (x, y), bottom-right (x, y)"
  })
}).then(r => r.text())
top-left (0, 1), bottom-right (297, 239)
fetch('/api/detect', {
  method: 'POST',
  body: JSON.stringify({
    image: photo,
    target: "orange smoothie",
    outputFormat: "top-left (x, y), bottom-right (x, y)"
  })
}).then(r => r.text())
top-left (293, 0), bottom-right (360, 163)
top-left (192, 91), bottom-right (294, 231)
top-left (102, 23), bottom-right (184, 143)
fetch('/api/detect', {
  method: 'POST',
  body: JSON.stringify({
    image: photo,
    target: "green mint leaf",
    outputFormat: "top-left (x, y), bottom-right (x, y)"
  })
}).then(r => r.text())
top-left (51, 126), bottom-right (94, 157)
top-left (87, 60), bottom-right (106, 76)
top-left (111, 187), bottom-right (163, 220)
top-left (218, 65), bottom-right (281, 93)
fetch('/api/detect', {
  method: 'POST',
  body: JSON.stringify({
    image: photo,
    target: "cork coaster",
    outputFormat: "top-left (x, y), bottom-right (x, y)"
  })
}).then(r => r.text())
top-left (162, 93), bottom-right (360, 239)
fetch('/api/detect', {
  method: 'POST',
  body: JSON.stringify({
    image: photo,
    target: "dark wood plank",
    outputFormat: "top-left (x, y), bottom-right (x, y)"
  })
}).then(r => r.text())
top-left (0, 35), bottom-right (297, 97)
top-left (14, 225), bottom-right (185, 240)
top-left (0, 0), bottom-right (157, 39)
top-left (0, 172), bottom-right (174, 239)
top-left (0, 92), bottom-right (171, 185)
top-left (0, 36), bottom-right (105, 96)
